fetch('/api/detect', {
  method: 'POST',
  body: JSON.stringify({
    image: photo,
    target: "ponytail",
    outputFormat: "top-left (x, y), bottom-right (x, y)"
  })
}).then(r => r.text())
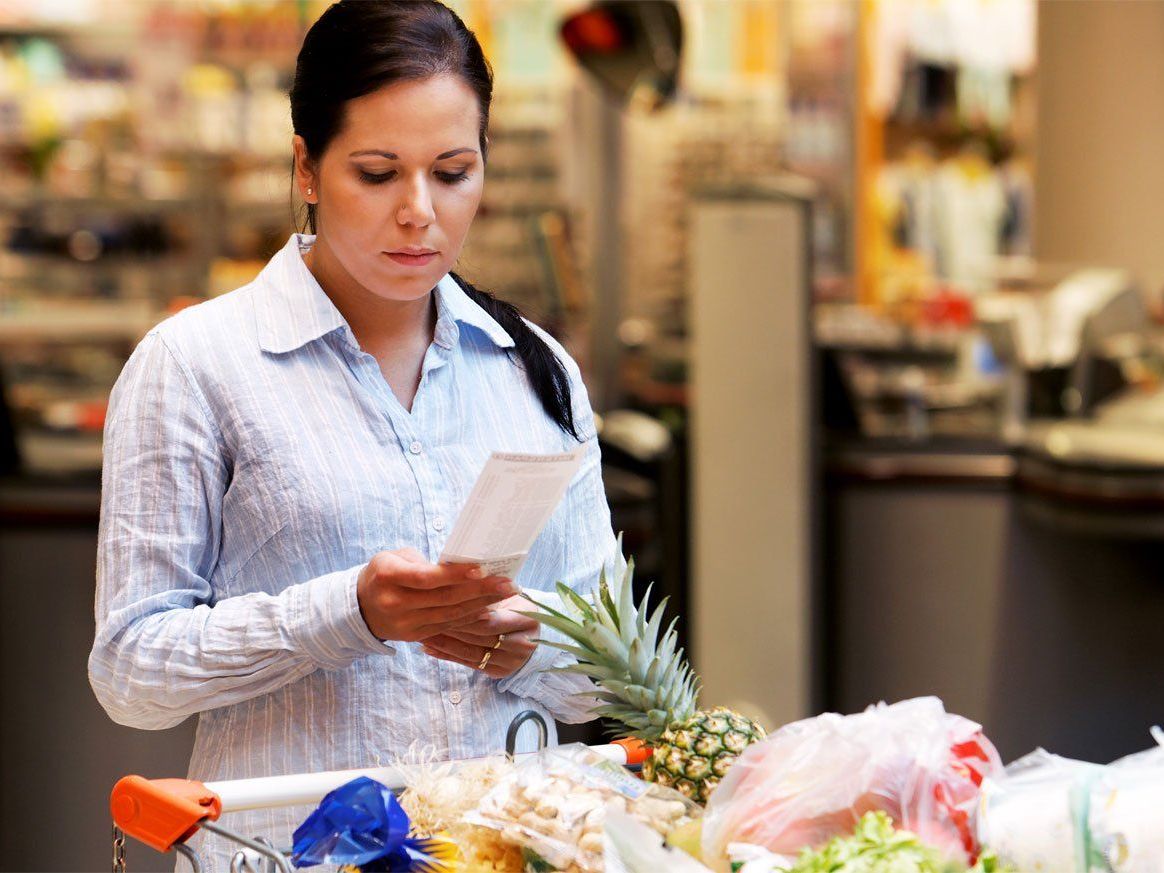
top-left (449, 271), bottom-right (580, 442)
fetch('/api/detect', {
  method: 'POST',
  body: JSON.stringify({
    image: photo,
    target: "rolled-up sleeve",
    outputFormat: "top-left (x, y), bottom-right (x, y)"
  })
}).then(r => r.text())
top-left (498, 335), bottom-right (624, 723)
top-left (88, 331), bottom-right (390, 731)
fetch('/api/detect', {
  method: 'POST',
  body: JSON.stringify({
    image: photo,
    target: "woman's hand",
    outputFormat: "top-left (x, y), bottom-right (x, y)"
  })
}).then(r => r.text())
top-left (356, 548), bottom-right (517, 643)
top-left (420, 594), bottom-right (540, 679)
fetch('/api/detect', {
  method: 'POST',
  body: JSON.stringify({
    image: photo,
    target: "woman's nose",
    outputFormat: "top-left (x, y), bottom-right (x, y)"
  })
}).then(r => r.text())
top-left (396, 176), bottom-right (435, 228)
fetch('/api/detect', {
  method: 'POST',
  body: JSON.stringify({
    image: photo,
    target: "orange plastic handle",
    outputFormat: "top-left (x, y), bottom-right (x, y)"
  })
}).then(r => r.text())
top-left (613, 737), bottom-right (652, 765)
top-left (110, 776), bottom-right (222, 853)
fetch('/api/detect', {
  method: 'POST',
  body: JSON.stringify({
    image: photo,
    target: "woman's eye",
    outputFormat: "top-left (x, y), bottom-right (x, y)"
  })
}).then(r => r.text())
top-left (358, 170), bottom-right (470, 185)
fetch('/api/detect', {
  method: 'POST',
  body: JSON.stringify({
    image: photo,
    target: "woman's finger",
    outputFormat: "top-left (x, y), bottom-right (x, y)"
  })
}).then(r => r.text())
top-left (422, 634), bottom-right (482, 662)
top-left (421, 634), bottom-right (530, 673)
top-left (421, 646), bottom-right (512, 679)
top-left (392, 547), bottom-right (429, 565)
top-left (441, 629), bottom-right (504, 647)
top-left (394, 562), bottom-right (500, 590)
top-left (407, 595), bottom-right (507, 628)
top-left (454, 609), bottom-right (539, 637)
top-left (405, 580), bottom-right (512, 609)
top-left (442, 629), bottom-right (537, 655)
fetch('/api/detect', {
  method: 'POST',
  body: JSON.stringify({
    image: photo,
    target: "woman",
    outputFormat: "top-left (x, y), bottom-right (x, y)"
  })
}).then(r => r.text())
top-left (88, 1), bottom-right (618, 866)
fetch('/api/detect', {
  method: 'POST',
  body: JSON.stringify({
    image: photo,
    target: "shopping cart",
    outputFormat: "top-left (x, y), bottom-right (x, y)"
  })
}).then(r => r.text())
top-left (109, 711), bottom-right (648, 872)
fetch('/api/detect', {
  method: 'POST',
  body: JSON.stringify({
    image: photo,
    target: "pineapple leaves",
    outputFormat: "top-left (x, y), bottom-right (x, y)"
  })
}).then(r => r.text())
top-left (557, 582), bottom-right (596, 620)
top-left (534, 638), bottom-right (618, 668)
top-left (516, 537), bottom-right (704, 733)
top-left (635, 581), bottom-right (654, 639)
top-left (616, 557), bottom-right (637, 650)
top-left (519, 593), bottom-right (570, 622)
top-left (627, 638), bottom-right (650, 686)
top-left (643, 594), bottom-right (670, 656)
top-left (548, 662), bottom-right (625, 682)
top-left (597, 564), bottom-right (620, 634)
top-left (520, 611), bottom-right (592, 647)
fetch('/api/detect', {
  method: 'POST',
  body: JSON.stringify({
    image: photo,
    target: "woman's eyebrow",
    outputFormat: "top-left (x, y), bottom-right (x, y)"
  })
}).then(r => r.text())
top-left (349, 148), bottom-right (478, 159)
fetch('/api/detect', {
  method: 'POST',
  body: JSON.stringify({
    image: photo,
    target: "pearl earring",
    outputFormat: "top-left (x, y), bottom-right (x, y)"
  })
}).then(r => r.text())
top-left (306, 187), bottom-right (313, 196)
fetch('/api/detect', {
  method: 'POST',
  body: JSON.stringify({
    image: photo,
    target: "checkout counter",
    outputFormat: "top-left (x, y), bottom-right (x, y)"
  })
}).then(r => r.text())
top-left (824, 270), bottom-right (1164, 763)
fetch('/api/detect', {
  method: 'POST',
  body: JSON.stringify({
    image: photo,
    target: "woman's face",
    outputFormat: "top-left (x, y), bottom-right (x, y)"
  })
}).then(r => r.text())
top-left (293, 73), bottom-right (485, 301)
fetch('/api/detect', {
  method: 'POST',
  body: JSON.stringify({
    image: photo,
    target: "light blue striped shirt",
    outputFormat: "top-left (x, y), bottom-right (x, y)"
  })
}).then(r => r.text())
top-left (89, 233), bottom-right (619, 866)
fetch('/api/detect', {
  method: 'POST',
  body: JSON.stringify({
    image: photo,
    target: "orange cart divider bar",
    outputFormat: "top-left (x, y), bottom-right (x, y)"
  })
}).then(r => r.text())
top-left (110, 776), bottom-right (222, 853)
top-left (612, 736), bottom-right (651, 765)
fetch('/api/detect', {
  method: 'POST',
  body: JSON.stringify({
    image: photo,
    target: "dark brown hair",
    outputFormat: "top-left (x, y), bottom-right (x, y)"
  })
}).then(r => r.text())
top-left (290, 0), bottom-right (579, 439)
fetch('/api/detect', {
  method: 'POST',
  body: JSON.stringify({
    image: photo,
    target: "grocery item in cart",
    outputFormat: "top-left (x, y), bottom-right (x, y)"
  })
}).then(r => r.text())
top-left (469, 742), bottom-right (701, 872)
top-left (977, 735), bottom-right (1164, 873)
top-left (977, 748), bottom-right (1099, 872)
top-left (398, 753), bottom-right (525, 871)
top-left (603, 809), bottom-right (714, 872)
top-left (524, 546), bottom-right (767, 804)
top-left (1087, 740), bottom-right (1164, 873)
top-left (727, 811), bottom-right (1013, 873)
top-left (291, 775), bottom-right (457, 871)
top-left (701, 697), bottom-right (1002, 866)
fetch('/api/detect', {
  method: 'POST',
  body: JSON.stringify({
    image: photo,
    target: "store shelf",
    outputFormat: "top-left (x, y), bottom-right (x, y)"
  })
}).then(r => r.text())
top-left (0, 194), bottom-right (207, 212)
top-left (0, 252), bottom-right (199, 271)
top-left (0, 303), bottom-right (162, 342)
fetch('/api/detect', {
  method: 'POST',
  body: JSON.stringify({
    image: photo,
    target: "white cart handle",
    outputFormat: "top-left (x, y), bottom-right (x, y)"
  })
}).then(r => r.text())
top-left (206, 743), bottom-right (632, 813)
top-left (110, 740), bottom-right (644, 854)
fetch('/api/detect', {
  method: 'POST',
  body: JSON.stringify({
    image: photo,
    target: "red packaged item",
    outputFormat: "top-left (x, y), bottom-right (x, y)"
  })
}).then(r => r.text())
top-left (702, 697), bottom-right (1001, 864)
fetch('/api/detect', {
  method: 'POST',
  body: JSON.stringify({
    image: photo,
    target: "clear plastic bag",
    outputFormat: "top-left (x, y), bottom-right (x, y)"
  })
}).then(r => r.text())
top-left (1087, 741), bottom-right (1164, 873)
top-left (603, 809), bottom-right (714, 873)
top-left (701, 697), bottom-right (1001, 865)
top-left (977, 748), bottom-right (1100, 872)
top-left (469, 743), bottom-right (701, 872)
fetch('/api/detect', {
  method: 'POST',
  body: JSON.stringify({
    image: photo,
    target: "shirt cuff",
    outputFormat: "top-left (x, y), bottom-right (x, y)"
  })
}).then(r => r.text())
top-left (286, 564), bottom-right (396, 670)
top-left (496, 636), bottom-right (561, 699)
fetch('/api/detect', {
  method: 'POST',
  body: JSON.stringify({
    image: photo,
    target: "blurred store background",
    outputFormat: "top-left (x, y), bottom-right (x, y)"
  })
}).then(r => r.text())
top-left (3, 0), bottom-right (1164, 869)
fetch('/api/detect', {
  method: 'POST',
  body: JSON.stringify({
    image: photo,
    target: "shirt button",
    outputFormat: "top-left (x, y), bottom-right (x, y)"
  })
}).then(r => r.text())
top-left (449, 691), bottom-right (462, 705)
top-left (409, 440), bottom-right (422, 455)
top-left (433, 516), bottom-right (446, 531)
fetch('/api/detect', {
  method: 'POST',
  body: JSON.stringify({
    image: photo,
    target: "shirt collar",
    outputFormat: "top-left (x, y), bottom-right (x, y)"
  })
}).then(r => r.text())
top-left (434, 272), bottom-right (515, 350)
top-left (255, 233), bottom-right (514, 354)
top-left (255, 234), bottom-right (349, 354)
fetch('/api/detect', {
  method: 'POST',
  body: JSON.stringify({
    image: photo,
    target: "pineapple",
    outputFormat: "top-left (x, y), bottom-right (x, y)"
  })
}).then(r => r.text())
top-left (522, 549), bottom-right (766, 804)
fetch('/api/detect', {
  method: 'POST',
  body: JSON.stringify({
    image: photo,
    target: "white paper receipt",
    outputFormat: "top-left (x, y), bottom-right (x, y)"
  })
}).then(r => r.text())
top-left (439, 447), bottom-right (585, 578)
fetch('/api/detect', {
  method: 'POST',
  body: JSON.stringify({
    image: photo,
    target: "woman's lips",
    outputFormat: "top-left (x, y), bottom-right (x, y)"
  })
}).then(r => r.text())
top-left (385, 251), bottom-right (437, 267)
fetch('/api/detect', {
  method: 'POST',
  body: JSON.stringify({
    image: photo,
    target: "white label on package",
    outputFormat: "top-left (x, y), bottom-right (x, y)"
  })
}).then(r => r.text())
top-left (439, 447), bottom-right (585, 578)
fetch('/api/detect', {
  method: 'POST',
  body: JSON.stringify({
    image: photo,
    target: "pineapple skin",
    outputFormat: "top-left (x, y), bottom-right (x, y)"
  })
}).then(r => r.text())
top-left (640, 706), bottom-right (766, 804)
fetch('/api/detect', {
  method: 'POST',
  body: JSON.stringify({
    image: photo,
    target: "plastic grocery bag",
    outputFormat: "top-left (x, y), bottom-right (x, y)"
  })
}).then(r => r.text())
top-left (468, 743), bottom-right (701, 872)
top-left (701, 697), bottom-right (1001, 865)
top-left (977, 748), bottom-right (1101, 872)
top-left (1087, 739), bottom-right (1164, 872)
top-left (603, 809), bottom-right (714, 873)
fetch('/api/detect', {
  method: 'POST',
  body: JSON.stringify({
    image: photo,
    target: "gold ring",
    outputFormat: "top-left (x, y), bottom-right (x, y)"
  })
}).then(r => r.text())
top-left (491, 633), bottom-right (506, 650)
top-left (477, 650), bottom-right (493, 670)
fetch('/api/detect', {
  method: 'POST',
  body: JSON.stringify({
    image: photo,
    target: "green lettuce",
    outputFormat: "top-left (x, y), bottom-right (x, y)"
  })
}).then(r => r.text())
top-left (781, 812), bottom-right (1010, 873)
